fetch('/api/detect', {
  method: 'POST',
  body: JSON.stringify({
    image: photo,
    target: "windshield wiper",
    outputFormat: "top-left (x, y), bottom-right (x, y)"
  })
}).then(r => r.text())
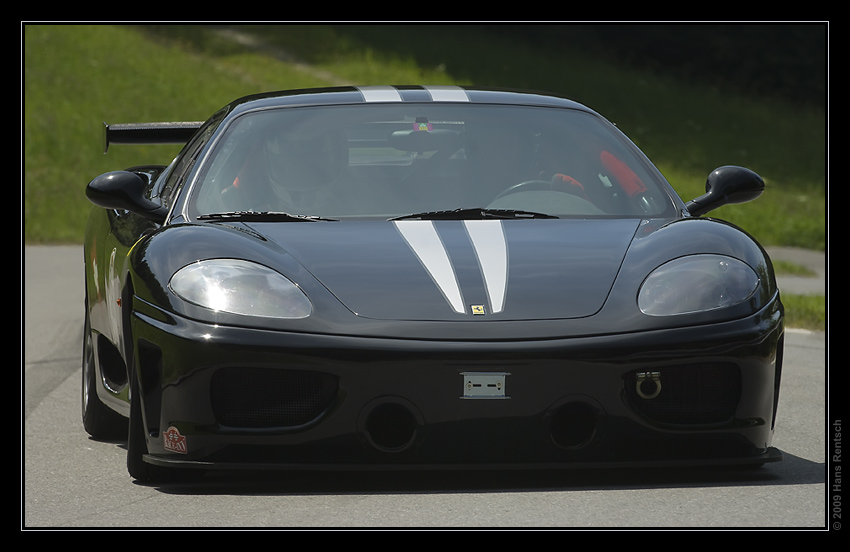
top-left (198, 211), bottom-right (338, 222)
top-left (389, 207), bottom-right (558, 221)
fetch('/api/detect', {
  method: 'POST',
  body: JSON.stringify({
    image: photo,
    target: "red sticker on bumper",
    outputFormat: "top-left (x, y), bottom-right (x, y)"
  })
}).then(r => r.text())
top-left (163, 426), bottom-right (187, 454)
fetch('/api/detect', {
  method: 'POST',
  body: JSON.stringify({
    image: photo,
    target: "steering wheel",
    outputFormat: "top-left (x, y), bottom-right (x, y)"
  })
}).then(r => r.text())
top-left (493, 175), bottom-right (591, 202)
top-left (492, 179), bottom-right (555, 201)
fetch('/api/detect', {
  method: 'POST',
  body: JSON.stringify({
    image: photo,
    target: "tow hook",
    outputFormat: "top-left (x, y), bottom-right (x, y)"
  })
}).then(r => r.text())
top-left (636, 371), bottom-right (662, 399)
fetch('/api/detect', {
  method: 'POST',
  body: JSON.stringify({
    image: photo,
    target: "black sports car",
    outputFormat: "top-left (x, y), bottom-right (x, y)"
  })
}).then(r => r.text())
top-left (82, 86), bottom-right (783, 482)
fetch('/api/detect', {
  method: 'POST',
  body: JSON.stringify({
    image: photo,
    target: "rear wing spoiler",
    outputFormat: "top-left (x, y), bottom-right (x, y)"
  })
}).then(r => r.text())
top-left (102, 121), bottom-right (203, 153)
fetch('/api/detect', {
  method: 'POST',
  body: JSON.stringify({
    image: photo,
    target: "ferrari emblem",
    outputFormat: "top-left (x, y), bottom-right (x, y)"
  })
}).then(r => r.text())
top-left (471, 305), bottom-right (486, 315)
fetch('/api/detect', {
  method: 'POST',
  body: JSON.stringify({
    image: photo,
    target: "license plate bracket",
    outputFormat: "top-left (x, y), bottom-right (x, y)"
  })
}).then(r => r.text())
top-left (461, 372), bottom-right (510, 399)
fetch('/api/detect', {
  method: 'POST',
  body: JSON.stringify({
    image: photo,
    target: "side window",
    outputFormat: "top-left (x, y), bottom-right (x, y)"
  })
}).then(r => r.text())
top-left (160, 108), bottom-right (227, 208)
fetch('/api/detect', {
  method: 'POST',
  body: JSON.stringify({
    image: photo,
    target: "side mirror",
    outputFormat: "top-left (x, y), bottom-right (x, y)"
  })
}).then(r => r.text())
top-left (685, 166), bottom-right (764, 217)
top-left (86, 170), bottom-right (168, 223)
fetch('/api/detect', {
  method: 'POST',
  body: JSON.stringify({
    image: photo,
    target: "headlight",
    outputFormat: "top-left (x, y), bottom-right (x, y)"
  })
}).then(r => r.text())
top-left (169, 259), bottom-right (311, 319)
top-left (638, 255), bottom-right (759, 316)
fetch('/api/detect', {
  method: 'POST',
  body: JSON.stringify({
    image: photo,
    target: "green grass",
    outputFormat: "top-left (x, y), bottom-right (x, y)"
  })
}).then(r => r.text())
top-left (773, 258), bottom-right (825, 330)
top-left (782, 294), bottom-right (826, 332)
top-left (23, 24), bottom-right (826, 329)
top-left (773, 259), bottom-right (818, 277)
top-left (24, 24), bottom-right (337, 242)
top-left (23, 24), bottom-right (826, 330)
top-left (24, 23), bottom-right (825, 249)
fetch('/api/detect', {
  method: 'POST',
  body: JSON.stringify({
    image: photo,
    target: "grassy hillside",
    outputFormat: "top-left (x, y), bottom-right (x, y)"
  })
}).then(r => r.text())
top-left (23, 24), bottom-right (825, 249)
top-left (24, 24), bottom-right (336, 242)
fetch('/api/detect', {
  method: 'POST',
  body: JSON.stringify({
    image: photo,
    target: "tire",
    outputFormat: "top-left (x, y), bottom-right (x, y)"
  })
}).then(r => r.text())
top-left (81, 302), bottom-right (127, 440)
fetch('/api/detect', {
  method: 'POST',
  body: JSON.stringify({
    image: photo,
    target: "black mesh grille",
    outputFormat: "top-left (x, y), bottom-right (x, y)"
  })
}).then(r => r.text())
top-left (624, 363), bottom-right (741, 425)
top-left (210, 367), bottom-right (338, 428)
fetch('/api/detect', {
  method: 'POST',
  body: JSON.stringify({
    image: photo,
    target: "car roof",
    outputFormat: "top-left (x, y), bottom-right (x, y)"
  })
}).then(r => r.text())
top-left (223, 86), bottom-right (597, 118)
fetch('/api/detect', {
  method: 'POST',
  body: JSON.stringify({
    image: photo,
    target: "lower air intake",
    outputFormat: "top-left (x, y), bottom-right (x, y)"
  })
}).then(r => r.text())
top-left (211, 367), bottom-right (338, 429)
top-left (624, 363), bottom-right (741, 425)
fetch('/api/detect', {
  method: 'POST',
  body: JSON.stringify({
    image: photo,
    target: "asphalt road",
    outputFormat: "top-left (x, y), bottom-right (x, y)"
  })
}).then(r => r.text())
top-left (22, 246), bottom-right (829, 529)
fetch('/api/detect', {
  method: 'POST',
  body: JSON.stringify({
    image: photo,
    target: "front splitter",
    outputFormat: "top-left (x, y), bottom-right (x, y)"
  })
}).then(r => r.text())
top-left (144, 446), bottom-right (782, 472)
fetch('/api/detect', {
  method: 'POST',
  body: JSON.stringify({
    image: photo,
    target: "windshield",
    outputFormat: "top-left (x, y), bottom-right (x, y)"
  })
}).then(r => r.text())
top-left (190, 104), bottom-right (674, 220)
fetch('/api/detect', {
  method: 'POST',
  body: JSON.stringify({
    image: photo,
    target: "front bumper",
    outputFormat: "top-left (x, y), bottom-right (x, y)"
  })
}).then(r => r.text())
top-left (130, 296), bottom-right (784, 471)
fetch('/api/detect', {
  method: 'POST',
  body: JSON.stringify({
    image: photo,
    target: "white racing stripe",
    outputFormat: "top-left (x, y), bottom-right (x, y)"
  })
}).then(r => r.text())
top-left (423, 85), bottom-right (470, 102)
top-left (395, 220), bottom-right (508, 315)
top-left (464, 220), bottom-right (508, 313)
top-left (357, 85), bottom-right (469, 103)
top-left (395, 221), bottom-right (465, 314)
top-left (356, 86), bottom-right (403, 102)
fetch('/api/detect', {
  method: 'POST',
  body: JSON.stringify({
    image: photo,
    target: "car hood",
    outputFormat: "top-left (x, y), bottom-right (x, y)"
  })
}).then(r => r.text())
top-left (250, 218), bottom-right (641, 321)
